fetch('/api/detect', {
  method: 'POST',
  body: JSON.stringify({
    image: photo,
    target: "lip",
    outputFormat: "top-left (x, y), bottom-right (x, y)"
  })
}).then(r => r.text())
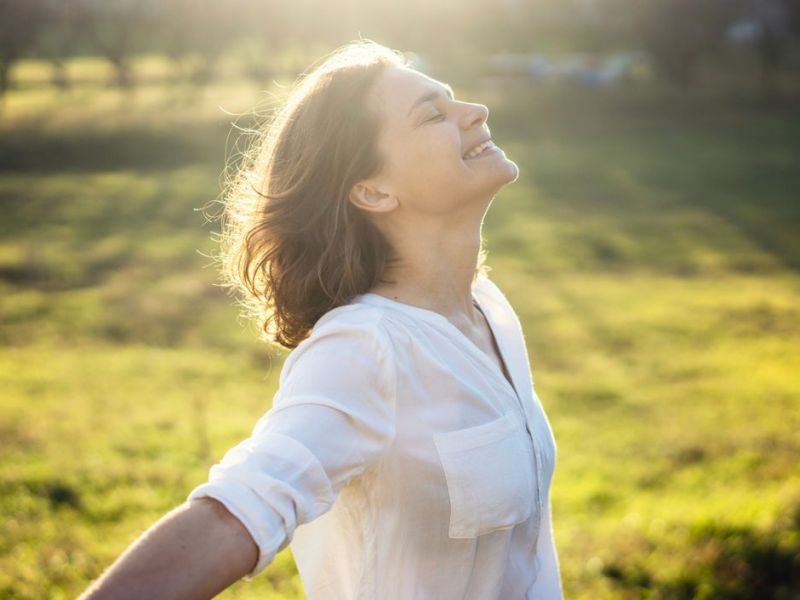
top-left (462, 137), bottom-right (492, 159)
top-left (464, 145), bottom-right (500, 161)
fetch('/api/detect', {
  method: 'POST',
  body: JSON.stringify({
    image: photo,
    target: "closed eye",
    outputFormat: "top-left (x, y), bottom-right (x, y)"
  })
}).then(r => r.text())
top-left (426, 112), bottom-right (445, 123)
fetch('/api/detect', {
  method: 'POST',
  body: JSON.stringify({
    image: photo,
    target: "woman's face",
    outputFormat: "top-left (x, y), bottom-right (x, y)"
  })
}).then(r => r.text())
top-left (355, 65), bottom-right (519, 219)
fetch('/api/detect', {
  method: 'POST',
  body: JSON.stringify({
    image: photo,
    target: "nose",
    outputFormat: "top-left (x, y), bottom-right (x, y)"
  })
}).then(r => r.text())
top-left (460, 101), bottom-right (489, 129)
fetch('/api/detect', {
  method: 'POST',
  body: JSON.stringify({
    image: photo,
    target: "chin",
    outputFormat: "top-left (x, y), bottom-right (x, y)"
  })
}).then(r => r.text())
top-left (489, 158), bottom-right (520, 189)
top-left (463, 158), bottom-right (521, 203)
top-left (501, 159), bottom-right (520, 184)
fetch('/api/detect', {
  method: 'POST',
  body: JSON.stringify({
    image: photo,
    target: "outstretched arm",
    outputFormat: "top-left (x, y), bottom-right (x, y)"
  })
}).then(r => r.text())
top-left (79, 497), bottom-right (258, 600)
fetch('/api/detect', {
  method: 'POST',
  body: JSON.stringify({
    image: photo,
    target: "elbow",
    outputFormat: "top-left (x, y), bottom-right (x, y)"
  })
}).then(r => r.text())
top-left (191, 497), bottom-right (261, 578)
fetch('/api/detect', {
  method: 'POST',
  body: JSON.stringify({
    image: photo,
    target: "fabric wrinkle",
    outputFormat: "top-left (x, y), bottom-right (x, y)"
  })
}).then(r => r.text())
top-left (185, 273), bottom-right (562, 598)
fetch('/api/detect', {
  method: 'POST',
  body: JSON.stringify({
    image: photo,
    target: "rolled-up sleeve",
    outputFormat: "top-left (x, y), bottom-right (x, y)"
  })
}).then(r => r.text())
top-left (186, 317), bottom-right (397, 579)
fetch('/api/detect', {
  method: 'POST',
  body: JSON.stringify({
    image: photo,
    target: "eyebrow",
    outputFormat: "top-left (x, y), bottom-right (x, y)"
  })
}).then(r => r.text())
top-left (407, 83), bottom-right (455, 117)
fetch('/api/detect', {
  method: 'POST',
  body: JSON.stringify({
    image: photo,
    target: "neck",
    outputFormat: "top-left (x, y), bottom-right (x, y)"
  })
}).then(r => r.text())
top-left (369, 227), bottom-right (483, 323)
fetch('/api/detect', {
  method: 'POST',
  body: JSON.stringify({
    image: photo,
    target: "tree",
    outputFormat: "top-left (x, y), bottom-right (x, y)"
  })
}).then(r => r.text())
top-left (81, 0), bottom-right (159, 89)
top-left (636, 0), bottom-right (742, 85)
top-left (750, 0), bottom-right (796, 97)
top-left (37, 0), bottom-right (89, 90)
top-left (0, 0), bottom-right (48, 98)
top-left (156, 0), bottom-right (250, 87)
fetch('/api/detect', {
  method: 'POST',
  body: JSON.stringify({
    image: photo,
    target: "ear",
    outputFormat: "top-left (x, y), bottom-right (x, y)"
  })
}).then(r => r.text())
top-left (349, 181), bottom-right (399, 214)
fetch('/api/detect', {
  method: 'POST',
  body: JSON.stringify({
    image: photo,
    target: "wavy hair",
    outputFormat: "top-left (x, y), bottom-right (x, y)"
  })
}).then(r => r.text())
top-left (211, 39), bottom-right (490, 350)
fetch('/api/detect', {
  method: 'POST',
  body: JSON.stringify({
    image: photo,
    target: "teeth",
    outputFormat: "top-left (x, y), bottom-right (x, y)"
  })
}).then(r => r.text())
top-left (465, 140), bottom-right (494, 159)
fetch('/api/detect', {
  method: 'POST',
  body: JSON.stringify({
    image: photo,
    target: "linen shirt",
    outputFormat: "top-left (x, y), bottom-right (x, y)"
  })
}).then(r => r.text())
top-left (187, 272), bottom-right (562, 599)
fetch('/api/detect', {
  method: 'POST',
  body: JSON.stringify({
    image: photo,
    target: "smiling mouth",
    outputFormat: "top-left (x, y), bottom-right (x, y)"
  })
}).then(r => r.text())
top-left (463, 139), bottom-right (497, 160)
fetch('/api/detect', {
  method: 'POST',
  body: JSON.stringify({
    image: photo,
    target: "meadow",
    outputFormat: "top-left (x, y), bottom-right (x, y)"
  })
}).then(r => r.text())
top-left (1, 56), bottom-right (799, 599)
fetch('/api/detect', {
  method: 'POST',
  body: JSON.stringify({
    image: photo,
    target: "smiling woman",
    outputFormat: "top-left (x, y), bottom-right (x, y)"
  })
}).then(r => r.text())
top-left (216, 40), bottom-right (519, 352)
top-left (79, 38), bottom-right (561, 600)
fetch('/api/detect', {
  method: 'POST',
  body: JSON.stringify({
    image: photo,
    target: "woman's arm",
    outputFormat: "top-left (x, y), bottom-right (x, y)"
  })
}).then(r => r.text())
top-left (78, 497), bottom-right (259, 600)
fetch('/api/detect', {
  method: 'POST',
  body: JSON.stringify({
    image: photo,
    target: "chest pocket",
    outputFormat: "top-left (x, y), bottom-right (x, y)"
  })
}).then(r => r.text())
top-left (433, 411), bottom-right (539, 539)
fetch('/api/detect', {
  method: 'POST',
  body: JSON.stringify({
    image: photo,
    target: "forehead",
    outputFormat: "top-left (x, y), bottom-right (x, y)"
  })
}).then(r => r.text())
top-left (371, 66), bottom-right (448, 127)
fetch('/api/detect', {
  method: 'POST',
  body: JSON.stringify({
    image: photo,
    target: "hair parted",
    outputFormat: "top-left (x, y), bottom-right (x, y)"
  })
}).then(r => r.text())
top-left (208, 38), bottom-right (490, 350)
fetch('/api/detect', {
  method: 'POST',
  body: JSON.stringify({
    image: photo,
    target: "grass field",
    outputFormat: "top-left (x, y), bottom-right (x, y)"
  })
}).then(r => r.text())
top-left (1, 56), bottom-right (799, 599)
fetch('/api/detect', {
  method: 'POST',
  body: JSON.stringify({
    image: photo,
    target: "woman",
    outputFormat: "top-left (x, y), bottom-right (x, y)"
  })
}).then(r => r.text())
top-left (80, 39), bottom-right (562, 599)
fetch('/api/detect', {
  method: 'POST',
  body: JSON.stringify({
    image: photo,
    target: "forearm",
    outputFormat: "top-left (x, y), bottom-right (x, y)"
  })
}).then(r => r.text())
top-left (79, 497), bottom-right (259, 600)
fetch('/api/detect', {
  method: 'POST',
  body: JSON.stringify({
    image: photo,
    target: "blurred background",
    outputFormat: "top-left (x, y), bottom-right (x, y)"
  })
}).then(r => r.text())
top-left (1, 0), bottom-right (799, 598)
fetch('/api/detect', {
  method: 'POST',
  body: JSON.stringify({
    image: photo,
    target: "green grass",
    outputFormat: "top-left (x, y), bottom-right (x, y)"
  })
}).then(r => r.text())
top-left (1, 55), bottom-right (799, 598)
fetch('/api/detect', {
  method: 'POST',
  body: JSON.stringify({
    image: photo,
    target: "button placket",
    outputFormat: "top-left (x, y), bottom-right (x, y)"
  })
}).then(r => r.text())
top-left (472, 298), bottom-right (544, 541)
top-left (471, 299), bottom-right (530, 431)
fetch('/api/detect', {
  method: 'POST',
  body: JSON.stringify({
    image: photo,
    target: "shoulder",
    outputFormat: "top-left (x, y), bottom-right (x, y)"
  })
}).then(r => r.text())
top-left (312, 302), bottom-right (388, 334)
top-left (279, 303), bottom-right (394, 384)
top-left (309, 303), bottom-right (393, 352)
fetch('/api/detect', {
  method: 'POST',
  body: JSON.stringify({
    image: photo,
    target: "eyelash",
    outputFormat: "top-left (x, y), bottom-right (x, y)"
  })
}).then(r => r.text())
top-left (426, 112), bottom-right (445, 123)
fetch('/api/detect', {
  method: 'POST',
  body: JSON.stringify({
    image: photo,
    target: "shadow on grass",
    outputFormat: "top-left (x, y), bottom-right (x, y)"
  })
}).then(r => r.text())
top-left (0, 124), bottom-right (230, 173)
top-left (602, 505), bottom-right (800, 599)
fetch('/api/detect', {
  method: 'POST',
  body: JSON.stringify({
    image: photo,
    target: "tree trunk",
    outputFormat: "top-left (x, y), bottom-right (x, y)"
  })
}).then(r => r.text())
top-left (0, 60), bottom-right (10, 98)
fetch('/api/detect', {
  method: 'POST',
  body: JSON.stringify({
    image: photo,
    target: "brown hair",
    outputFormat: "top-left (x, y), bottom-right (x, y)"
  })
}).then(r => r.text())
top-left (211, 39), bottom-right (490, 350)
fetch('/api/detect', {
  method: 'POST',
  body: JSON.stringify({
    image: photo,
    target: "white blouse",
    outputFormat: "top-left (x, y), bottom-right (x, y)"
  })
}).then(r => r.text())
top-left (187, 273), bottom-right (562, 599)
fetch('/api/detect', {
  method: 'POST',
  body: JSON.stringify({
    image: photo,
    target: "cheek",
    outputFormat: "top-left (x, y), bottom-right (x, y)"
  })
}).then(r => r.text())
top-left (384, 134), bottom-right (466, 198)
top-left (401, 136), bottom-right (461, 174)
top-left (402, 142), bottom-right (459, 189)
